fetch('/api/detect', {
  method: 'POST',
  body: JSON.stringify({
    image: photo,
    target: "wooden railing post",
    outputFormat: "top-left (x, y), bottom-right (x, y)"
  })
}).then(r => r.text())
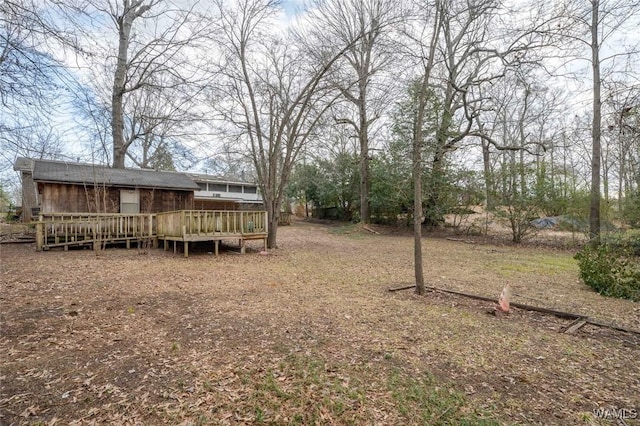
top-left (149, 214), bottom-right (156, 248)
top-left (36, 215), bottom-right (43, 251)
top-left (92, 216), bottom-right (97, 251)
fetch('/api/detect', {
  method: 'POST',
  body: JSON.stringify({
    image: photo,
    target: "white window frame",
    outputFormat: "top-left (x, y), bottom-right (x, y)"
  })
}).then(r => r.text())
top-left (120, 189), bottom-right (140, 214)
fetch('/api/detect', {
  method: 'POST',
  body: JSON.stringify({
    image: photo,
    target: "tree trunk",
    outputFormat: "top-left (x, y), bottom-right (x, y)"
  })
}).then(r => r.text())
top-left (482, 138), bottom-right (494, 210)
top-left (618, 139), bottom-right (625, 213)
top-left (357, 53), bottom-right (371, 225)
top-left (424, 95), bottom-right (453, 226)
top-left (265, 196), bottom-right (279, 249)
top-left (413, 114), bottom-right (425, 295)
top-left (519, 149), bottom-right (526, 196)
top-left (359, 125), bottom-right (370, 224)
top-left (267, 216), bottom-right (278, 249)
top-left (589, 0), bottom-right (602, 245)
top-left (424, 147), bottom-right (445, 227)
top-left (112, 12), bottom-right (133, 169)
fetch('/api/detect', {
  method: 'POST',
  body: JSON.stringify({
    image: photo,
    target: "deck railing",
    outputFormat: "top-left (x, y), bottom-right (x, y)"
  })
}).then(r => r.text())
top-left (156, 210), bottom-right (267, 238)
top-left (36, 213), bottom-right (154, 250)
top-left (34, 210), bottom-right (268, 253)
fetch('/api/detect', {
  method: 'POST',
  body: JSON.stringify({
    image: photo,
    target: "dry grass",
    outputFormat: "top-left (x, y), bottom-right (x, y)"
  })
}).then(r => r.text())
top-left (1, 220), bottom-right (638, 425)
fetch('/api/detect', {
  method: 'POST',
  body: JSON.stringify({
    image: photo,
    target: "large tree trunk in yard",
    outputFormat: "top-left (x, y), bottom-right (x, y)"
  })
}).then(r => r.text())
top-left (413, 135), bottom-right (425, 295)
top-left (359, 130), bottom-right (370, 224)
top-left (110, 1), bottom-right (154, 169)
top-left (265, 197), bottom-right (279, 249)
top-left (267, 216), bottom-right (278, 249)
top-left (112, 93), bottom-right (126, 169)
top-left (112, 7), bottom-right (134, 169)
top-left (589, 0), bottom-right (601, 245)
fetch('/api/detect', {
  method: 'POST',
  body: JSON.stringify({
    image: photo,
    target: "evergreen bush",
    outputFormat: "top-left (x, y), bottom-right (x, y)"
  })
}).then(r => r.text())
top-left (574, 241), bottom-right (640, 301)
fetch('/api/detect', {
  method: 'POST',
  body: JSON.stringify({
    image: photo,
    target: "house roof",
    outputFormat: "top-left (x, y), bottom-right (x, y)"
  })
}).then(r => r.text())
top-left (187, 172), bottom-right (258, 187)
top-left (14, 157), bottom-right (199, 191)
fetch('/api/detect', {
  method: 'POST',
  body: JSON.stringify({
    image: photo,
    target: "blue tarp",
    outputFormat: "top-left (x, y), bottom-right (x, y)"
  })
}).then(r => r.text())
top-left (531, 216), bottom-right (584, 230)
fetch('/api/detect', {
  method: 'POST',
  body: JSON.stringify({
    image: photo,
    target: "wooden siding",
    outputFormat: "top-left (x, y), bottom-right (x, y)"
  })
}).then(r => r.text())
top-left (37, 183), bottom-right (194, 214)
top-left (20, 171), bottom-right (38, 222)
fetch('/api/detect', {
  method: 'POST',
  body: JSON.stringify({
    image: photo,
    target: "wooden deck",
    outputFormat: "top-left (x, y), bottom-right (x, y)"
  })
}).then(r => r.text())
top-left (156, 210), bottom-right (268, 257)
top-left (34, 210), bottom-right (268, 257)
top-left (36, 213), bottom-right (154, 251)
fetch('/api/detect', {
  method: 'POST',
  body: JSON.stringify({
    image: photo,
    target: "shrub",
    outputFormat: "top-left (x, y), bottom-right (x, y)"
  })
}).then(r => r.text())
top-left (574, 242), bottom-right (640, 301)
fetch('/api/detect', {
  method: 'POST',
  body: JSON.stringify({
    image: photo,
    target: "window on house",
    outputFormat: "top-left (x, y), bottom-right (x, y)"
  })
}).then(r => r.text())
top-left (229, 185), bottom-right (243, 193)
top-left (209, 183), bottom-right (227, 192)
top-left (120, 189), bottom-right (140, 214)
top-left (244, 186), bottom-right (257, 194)
top-left (197, 182), bottom-right (207, 191)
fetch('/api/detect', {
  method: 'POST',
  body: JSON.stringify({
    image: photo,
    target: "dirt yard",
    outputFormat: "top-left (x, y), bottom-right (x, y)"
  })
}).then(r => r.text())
top-left (1, 220), bottom-right (639, 425)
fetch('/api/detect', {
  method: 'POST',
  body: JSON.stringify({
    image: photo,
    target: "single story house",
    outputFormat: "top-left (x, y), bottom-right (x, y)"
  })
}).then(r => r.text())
top-left (14, 158), bottom-right (264, 222)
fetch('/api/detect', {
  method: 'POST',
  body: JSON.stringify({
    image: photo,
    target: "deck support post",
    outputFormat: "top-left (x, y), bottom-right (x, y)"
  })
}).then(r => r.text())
top-left (164, 239), bottom-right (168, 251)
top-left (240, 239), bottom-right (246, 255)
top-left (184, 241), bottom-right (189, 258)
top-left (214, 240), bottom-right (219, 256)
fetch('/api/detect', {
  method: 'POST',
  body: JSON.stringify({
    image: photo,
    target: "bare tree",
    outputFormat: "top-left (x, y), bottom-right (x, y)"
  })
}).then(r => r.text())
top-left (1, 0), bottom-right (82, 109)
top-left (402, 0), bottom-right (556, 293)
top-left (123, 79), bottom-right (202, 170)
top-left (602, 80), bottom-right (640, 213)
top-left (556, 0), bottom-right (640, 243)
top-left (210, 0), bottom-right (371, 248)
top-left (81, 0), bottom-right (207, 168)
top-left (1, 1), bottom-right (84, 171)
top-left (589, 0), bottom-right (603, 244)
top-left (399, 0), bottom-right (442, 295)
top-left (305, 0), bottom-right (400, 224)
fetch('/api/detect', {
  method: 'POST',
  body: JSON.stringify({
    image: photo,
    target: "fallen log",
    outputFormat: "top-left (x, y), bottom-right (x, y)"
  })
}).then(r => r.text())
top-left (446, 237), bottom-right (477, 244)
top-left (362, 225), bottom-right (380, 235)
top-left (388, 284), bottom-right (640, 337)
top-left (0, 238), bottom-right (36, 244)
top-left (388, 285), bottom-right (417, 292)
top-left (560, 317), bottom-right (588, 334)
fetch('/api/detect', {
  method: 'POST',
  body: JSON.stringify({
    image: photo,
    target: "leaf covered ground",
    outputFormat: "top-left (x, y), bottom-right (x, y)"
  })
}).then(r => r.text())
top-left (1, 220), bottom-right (639, 425)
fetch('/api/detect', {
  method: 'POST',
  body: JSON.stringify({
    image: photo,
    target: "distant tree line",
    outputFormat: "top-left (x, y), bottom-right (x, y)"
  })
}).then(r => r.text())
top-left (2, 0), bottom-right (640, 277)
